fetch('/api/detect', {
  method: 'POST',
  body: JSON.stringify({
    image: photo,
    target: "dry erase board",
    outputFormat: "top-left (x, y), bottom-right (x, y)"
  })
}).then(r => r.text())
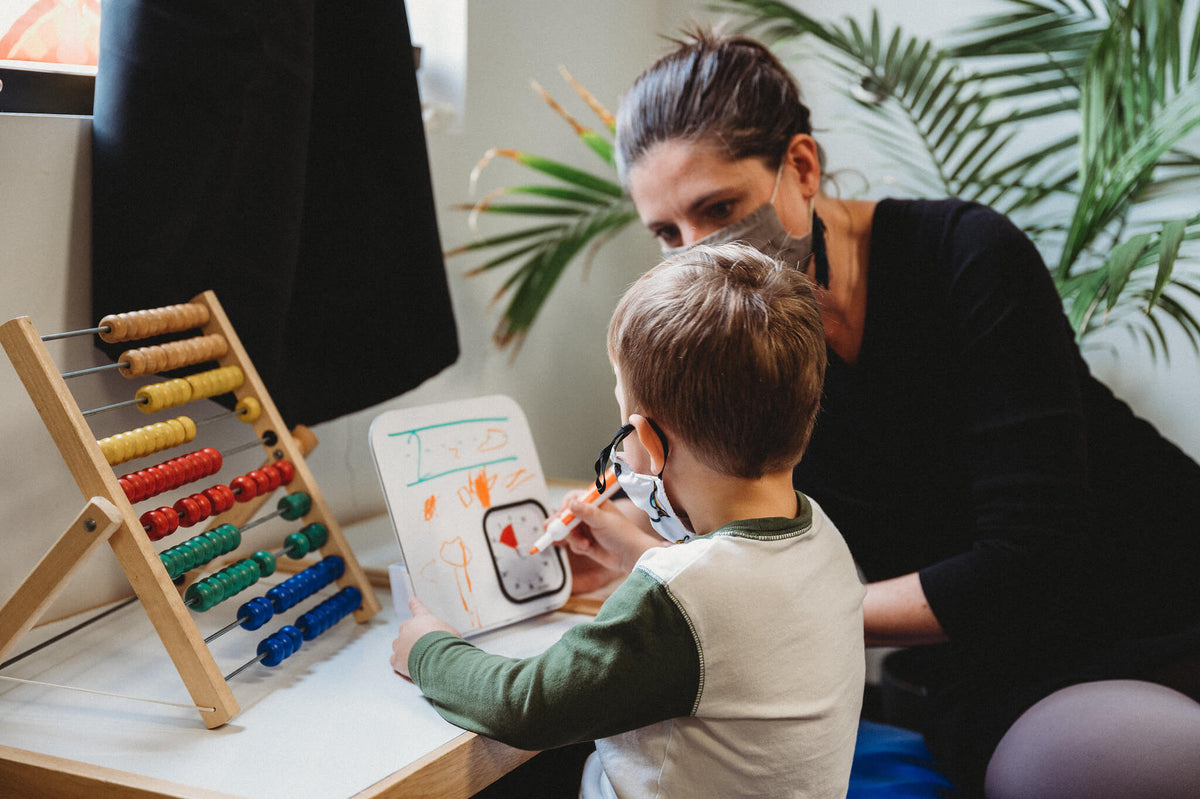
top-left (369, 395), bottom-right (571, 635)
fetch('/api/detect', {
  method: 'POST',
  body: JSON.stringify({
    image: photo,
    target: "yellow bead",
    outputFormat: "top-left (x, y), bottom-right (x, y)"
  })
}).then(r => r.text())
top-left (236, 396), bottom-right (262, 423)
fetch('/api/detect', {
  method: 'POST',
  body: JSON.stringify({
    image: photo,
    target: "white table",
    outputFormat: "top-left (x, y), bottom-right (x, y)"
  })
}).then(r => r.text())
top-left (0, 514), bottom-right (598, 799)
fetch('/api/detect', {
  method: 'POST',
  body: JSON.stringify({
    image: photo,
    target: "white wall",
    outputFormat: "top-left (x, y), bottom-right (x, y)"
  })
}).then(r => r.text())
top-left (3, 0), bottom-right (1198, 623)
top-left (0, 113), bottom-right (137, 619)
top-left (306, 0), bottom-right (688, 521)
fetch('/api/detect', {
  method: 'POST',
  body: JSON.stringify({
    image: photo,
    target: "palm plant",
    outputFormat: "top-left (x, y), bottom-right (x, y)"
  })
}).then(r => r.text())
top-left (446, 68), bottom-right (636, 351)
top-left (715, 0), bottom-right (1200, 355)
top-left (451, 1), bottom-right (1200, 357)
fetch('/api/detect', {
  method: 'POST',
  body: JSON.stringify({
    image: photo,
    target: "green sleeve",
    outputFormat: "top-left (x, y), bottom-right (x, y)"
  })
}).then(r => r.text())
top-left (408, 568), bottom-right (701, 751)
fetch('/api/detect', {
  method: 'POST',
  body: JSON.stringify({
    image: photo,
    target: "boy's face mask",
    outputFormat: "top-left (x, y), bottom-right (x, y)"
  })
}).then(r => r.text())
top-left (663, 159), bottom-right (814, 273)
top-left (595, 423), bottom-right (693, 545)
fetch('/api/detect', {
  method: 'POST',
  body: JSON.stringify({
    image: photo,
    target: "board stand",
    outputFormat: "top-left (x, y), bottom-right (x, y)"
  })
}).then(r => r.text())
top-left (0, 290), bottom-right (380, 728)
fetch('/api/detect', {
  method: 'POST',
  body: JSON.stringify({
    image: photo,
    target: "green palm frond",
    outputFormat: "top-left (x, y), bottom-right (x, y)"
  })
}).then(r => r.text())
top-left (446, 73), bottom-right (635, 352)
top-left (715, 0), bottom-right (1200, 353)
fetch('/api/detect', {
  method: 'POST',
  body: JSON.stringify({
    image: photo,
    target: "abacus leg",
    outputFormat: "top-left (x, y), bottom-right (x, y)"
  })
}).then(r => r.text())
top-left (0, 498), bottom-right (123, 664)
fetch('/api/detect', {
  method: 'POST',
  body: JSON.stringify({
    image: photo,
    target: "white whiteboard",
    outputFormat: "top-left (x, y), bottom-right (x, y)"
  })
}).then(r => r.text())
top-left (368, 395), bottom-right (571, 635)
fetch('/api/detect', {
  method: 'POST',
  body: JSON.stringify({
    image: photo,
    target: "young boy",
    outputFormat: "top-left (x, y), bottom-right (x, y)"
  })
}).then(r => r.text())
top-left (391, 242), bottom-right (866, 798)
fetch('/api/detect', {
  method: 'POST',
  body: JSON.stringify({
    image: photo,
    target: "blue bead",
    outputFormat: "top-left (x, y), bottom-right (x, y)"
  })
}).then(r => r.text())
top-left (267, 583), bottom-right (294, 612)
top-left (257, 624), bottom-right (303, 667)
top-left (238, 597), bottom-right (274, 631)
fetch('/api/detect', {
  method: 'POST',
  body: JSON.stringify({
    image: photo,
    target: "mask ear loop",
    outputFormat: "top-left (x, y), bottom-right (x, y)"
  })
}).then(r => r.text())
top-left (593, 419), bottom-right (672, 492)
top-left (775, 153), bottom-right (820, 277)
top-left (768, 158), bottom-right (786, 204)
top-left (643, 418), bottom-right (670, 476)
top-left (595, 423), bottom-right (635, 493)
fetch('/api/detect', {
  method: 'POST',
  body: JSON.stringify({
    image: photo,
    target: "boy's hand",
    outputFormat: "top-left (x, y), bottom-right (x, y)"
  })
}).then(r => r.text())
top-left (562, 495), bottom-right (665, 579)
top-left (390, 597), bottom-right (460, 680)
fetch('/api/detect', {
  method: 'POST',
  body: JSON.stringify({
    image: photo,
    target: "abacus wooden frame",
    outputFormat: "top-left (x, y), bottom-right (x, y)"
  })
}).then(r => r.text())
top-left (0, 290), bottom-right (381, 728)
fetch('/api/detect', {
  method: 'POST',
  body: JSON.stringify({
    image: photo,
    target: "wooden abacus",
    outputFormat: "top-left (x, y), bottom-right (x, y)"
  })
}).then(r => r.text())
top-left (0, 290), bottom-right (381, 728)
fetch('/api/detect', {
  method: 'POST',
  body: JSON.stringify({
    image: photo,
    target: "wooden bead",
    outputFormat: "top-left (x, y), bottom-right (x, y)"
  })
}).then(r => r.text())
top-left (230, 475), bottom-right (258, 501)
top-left (98, 314), bottom-right (126, 342)
top-left (235, 396), bottom-right (261, 423)
top-left (97, 415), bottom-right (196, 466)
top-left (97, 302), bottom-right (210, 343)
top-left (248, 470), bottom-right (271, 494)
top-left (273, 460), bottom-right (295, 484)
top-left (115, 334), bottom-right (228, 378)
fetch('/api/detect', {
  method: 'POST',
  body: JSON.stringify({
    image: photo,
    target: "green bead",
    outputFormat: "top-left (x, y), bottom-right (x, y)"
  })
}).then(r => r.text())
top-left (235, 561), bottom-right (256, 587)
top-left (159, 550), bottom-right (180, 579)
top-left (211, 523), bottom-right (241, 552)
top-left (301, 523), bottom-right (328, 550)
top-left (251, 550), bottom-right (277, 577)
top-left (277, 492), bottom-right (311, 520)
top-left (194, 536), bottom-right (216, 562)
top-left (283, 532), bottom-right (310, 559)
top-left (185, 581), bottom-right (217, 612)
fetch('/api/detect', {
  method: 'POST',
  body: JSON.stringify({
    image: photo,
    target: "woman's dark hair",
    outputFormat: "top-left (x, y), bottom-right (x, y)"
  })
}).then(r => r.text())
top-left (615, 30), bottom-right (814, 185)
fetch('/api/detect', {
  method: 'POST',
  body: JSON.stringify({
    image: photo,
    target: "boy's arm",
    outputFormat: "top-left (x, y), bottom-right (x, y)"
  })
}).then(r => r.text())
top-left (404, 568), bottom-right (700, 752)
top-left (391, 597), bottom-right (461, 679)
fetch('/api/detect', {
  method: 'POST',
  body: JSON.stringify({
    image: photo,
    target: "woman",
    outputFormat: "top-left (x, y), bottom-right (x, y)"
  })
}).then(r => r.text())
top-left (564, 30), bottom-right (1200, 798)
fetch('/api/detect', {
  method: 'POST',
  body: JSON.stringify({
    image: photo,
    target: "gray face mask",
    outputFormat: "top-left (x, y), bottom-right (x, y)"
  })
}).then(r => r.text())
top-left (664, 162), bottom-right (814, 272)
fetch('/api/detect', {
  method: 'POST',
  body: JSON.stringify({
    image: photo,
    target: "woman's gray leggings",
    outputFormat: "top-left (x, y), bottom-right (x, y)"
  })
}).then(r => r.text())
top-left (984, 680), bottom-right (1200, 799)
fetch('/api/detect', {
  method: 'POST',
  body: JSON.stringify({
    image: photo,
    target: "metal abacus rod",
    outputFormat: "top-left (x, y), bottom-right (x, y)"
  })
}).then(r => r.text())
top-left (42, 303), bottom-right (211, 344)
top-left (40, 324), bottom-right (109, 342)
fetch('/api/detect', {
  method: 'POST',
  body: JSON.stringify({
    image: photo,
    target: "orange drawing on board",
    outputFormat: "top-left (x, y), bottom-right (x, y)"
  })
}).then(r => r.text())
top-left (504, 468), bottom-right (535, 492)
top-left (477, 428), bottom-right (508, 452)
top-left (439, 536), bottom-right (482, 627)
top-left (457, 466), bottom-right (497, 510)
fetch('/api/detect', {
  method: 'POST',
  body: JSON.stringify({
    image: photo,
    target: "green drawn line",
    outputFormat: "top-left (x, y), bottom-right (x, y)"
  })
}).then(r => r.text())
top-left (386, 416), bottom-right (516, 486)
top-left (387, 416), bottom-right (509, 437)
top-left (407, 456), bottom-right (518, 487)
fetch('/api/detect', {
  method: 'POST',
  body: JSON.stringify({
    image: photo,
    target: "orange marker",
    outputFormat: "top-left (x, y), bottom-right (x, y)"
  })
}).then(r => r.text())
top-left (528, 467), bottom-right (619, 555)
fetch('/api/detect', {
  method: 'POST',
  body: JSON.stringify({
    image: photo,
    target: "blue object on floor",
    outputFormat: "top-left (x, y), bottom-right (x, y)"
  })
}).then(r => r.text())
top-left (848, 720), bottom-right (956, 797)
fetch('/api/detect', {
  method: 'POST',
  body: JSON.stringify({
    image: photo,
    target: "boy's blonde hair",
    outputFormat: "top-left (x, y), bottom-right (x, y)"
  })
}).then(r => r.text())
top-left (608, 242), bottom-right (826, 479)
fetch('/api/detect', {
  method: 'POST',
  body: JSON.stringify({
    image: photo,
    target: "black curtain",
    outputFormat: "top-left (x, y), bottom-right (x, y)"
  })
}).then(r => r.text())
top-left (91, 0), bottom-right (458, 425)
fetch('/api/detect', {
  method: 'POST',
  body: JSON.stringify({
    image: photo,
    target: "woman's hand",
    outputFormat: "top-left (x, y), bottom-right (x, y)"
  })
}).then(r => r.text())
top-left (562, 494), bottom-right (665, 584)
top-left (390, 597), bottom-right (459, 680)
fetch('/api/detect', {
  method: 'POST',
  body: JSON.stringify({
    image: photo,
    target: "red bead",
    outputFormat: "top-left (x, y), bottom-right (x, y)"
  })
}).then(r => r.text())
top-left (121, 473), bottom-right (141, 502)
top-left (141, 507), bottom-right (178, 541)
top-left (230, 475), bottom-right (257, 501)
top-left (249, 469), bottom-right (271, 494)
top-left (201, 447), bottom-right (223, 474)
top-left (168, 460), bottom-right (188, 489)
top-left (192, 492), bottom-right (213, 520)
top-left (134, 471), bottom-right (156, 501)
top-left (182, 454), bottom-right (202, 481)
top-left (150, 466), bottom-right (169, 496)
top-left (274, 460), bottom-right (295, 484)
top-left (205, 485), bottom-right (235, 514)
top-left (161, 506), bottom-right (180, 537)
top-left (174, 496), bottom-right (200, 527)
top-left (119, 477), bottom-right (137, 503)
top-left (181, 454), bottom-right (202, 483)
top-left (140, 509), bottom-right (166, 539)
top-left (261, 465), bottom-right (282, 491)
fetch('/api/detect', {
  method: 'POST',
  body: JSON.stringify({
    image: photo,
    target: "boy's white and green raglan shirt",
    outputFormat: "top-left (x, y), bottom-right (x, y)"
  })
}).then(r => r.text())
top-left (407, 492), bottom-right (866, 798)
